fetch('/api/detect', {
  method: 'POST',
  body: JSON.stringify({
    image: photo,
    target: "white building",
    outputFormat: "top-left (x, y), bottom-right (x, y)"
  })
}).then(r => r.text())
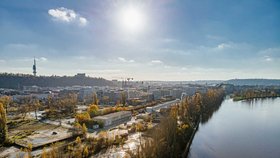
top-left (94, 111), bottom-right (131, 127)
top-left (146, 99), bottom-right (180, 113)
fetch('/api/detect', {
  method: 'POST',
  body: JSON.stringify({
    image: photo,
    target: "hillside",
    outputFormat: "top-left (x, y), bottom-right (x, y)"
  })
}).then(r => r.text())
top-left (225, 79), bottom-right (280, 86)
top-left (0, 73), bottom-right (114, 89)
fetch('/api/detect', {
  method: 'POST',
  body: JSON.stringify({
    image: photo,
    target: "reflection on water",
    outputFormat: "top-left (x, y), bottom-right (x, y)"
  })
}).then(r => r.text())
top-left (201, 105), bottom-right (220, 125)
top-left (189, 98), bottom-right (280, 158)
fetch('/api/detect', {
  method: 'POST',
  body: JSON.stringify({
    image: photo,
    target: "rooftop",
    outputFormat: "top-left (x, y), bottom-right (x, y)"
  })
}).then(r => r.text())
top-left (94, 111), bottom-right (131, 120)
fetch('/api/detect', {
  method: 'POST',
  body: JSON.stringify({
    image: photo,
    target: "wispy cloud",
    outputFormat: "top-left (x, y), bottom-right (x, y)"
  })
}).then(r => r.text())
top-left (38, 57), bottom-right (48, 62)
top-left (206, 35), bottom-right (225, 41)
top-left (118, 57), bottom-right (135, 63)
top-left (216, 43), bottom-right (231, 50)
top-left (259, 47), bottom-right (280, 58)
top-left (264, 56), bottom-right (272, 62)
top-left (150, 60), bottom-right (163, 64)
top-left (48, 7), bottom-right (87, 26)
top-left (161, 38), bottom-right (178, 43)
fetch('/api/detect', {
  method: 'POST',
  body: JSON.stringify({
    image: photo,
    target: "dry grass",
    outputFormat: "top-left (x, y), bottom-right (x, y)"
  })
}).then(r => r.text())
top-left (8, 119), bottom-right (59, 140)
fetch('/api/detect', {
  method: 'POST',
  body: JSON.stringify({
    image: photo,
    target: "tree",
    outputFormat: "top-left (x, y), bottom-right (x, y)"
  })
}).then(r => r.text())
top-left (41, 147), bottom-right (47, 158)
top-left (20, 96), bottom-right (32, 120)
top-left (102, 96), bottom-right (110, 105)
top-left (83, 146), bottom-right (89, 157)
top-left (32, 98), bottom-right (41, 120)
top-left (66, 93), bottom-right (78, 115)
top-left (46, 96), bottom-right (53, 110)
top-left (87, 104), bottom-right (99, 117)
top-left (75, 112), bottom-right (90, 124)
top-left (92, 92), bottom-right (99, 105)
top-left (82, 123), bottom-right (88, 137)
top-left (27, 143), bottom-right (32, 158)
top-left (0, 102), bottom-right (8, 144)
top-left (0, 96), bottom-right (11, 114)
top-left (75, 136), bottom-right (82, 144)
top-left (120, 92), bottom-right (127, 106)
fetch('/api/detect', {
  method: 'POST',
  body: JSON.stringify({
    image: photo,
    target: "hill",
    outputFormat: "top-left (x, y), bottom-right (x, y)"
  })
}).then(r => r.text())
top-left (0, 73), bottom-right (114, 89)
top-left (225, 79), bottom-right (280, 86)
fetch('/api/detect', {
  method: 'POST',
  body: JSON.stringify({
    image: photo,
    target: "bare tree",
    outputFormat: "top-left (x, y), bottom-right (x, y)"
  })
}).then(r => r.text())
top-left (32, 98), bottom-right (41, 120)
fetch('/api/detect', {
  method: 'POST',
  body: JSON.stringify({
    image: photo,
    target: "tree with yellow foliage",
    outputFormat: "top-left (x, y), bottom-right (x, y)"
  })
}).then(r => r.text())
top-left (92, 92), bottom-right (99, 105)
top-left (0, 102), bottom-right (8, 144)
top-left (83, 146), bottom-right (89, 157)
top-left (87, 104), bottom-right (99, 117)
top-left (82, 123), bottom-right (88, 137)
top-left (0, 96), bottom-right (11, 114)
top-left (41, 147), bottom-right (47, 158)
top-left (76, 136), bottom-right (82, 144)
top-left (27, 143), bottom-right (32, 158)
top-left (75, 112), bottom-right (90, 123)
top-left (32, 98), bottom-right (41, 120)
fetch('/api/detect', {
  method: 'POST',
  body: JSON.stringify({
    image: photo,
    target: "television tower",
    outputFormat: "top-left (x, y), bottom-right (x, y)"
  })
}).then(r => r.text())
top-left (33, 57), bottom-right (37, 76)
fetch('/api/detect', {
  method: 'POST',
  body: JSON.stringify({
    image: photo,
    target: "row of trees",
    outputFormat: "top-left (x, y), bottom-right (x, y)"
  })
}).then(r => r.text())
top-left (130, 88), bottom-right (225, 158)
top-left (233, 89), bottom-right (280, 101)
top-left (0, 73), bottom-right (114, 89)
top-left (44, 94), bottom-right (78, 123)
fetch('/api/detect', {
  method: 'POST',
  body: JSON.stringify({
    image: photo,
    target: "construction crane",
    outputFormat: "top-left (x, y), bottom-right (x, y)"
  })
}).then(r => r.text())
top-left (111, 77), bottom-right (134, 88)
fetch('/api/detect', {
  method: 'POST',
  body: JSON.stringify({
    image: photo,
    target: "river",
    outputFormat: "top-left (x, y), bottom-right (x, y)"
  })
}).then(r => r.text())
top-left (188, 98), bottom-right (280, 158)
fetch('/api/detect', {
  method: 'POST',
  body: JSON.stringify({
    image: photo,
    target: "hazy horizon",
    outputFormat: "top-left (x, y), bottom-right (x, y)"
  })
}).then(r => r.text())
top-left (1, 0), bottom-right (279, 81)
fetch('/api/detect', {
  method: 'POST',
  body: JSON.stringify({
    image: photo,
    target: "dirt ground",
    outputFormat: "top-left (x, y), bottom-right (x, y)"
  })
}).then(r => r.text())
top-left (8, 119), bottom-right (73, 148)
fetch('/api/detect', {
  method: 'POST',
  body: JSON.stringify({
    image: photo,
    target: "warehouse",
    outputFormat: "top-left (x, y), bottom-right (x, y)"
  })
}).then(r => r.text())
top-left (94, 111), bottom-right (131, 127)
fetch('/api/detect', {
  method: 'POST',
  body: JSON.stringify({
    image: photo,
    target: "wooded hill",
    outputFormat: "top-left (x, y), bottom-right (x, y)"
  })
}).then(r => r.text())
top-left (0, 73), bottom-right (114, 89)
top-left (225, 79), bottom-right (280, 86)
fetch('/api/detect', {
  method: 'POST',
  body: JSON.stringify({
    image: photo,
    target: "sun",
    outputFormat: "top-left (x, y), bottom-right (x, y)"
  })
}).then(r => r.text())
top-left (118, 6), bottom-right (146, 33)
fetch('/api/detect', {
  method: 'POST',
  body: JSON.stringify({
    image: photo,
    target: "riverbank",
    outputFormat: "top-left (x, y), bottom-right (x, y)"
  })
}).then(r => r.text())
top-left (233, 95), bottom-right (280, 101)
top-left (182, 119), bottom-right (200, 158)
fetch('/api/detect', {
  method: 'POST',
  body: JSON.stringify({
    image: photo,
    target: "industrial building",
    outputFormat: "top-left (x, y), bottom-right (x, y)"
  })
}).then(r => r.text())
top-left (93, 111), bottom-right (131, 127)
top-left (146, 99), bottom-right (180, 113)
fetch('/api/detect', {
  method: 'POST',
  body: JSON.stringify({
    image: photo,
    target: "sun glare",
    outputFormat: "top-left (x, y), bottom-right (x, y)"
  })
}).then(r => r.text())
top-left (118, 6), bottom-right (146, 33)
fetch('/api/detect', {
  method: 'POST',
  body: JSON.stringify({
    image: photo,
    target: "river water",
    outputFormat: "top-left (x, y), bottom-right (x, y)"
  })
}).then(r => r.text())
top-left (188, 98), bottom-right (280, 158)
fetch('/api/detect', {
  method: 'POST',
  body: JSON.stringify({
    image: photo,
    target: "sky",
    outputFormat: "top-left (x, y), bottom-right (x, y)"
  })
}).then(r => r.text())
top-left (0, 0), bottom-right (279, 81)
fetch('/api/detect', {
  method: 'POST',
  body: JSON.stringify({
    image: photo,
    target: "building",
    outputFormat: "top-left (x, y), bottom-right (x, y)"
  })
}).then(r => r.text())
top-left (171, 89), bottom-right (183, 99)
top-left (75, 73), bottom-right (86, 77)
top-left (93, 111), bottom-right (131, 127)
top-left (78, 87), bottom-right (94, 102)
top-left (146, 99), bottom-right (179, 113)
top-left (151, 89), bottom-right (161, 100)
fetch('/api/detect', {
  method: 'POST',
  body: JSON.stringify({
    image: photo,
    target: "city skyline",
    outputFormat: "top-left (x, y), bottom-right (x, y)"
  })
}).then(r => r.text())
top-left (0, 0), bottom-right (280, 81)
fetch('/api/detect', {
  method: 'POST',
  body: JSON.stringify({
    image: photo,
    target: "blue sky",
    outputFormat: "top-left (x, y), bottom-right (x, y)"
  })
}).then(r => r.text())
top-left (0, 0), bottom-right (279, 81)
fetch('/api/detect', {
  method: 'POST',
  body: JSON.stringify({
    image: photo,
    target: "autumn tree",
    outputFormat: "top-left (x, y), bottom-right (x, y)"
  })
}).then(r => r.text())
top-left (0, 96), bottom-right (11, 114)
top-left (102, 96), bottom-right (110, 105)
top-left (92, 92), bottom-right (99, 105)
top-left (75, 112), bottom-right (90, 123)
top-left (41, 147), bottom-right (47, 158)
top-left (87, 104), bottom-right (99, 117)
top-left (0, 102), bottom-right (8, 144)
top-left (20, 96), bottom-right (32, 120)
top-left (83, 146), bottom-right (89, 157)
top-left (32, 98), bottom-right (41, 120)
top-left (120, 91), bottom-right (127, 106)
top-left (27, 143), bottom-right (32, 158)
top-left (82, 123), bottom-right (88, 137)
